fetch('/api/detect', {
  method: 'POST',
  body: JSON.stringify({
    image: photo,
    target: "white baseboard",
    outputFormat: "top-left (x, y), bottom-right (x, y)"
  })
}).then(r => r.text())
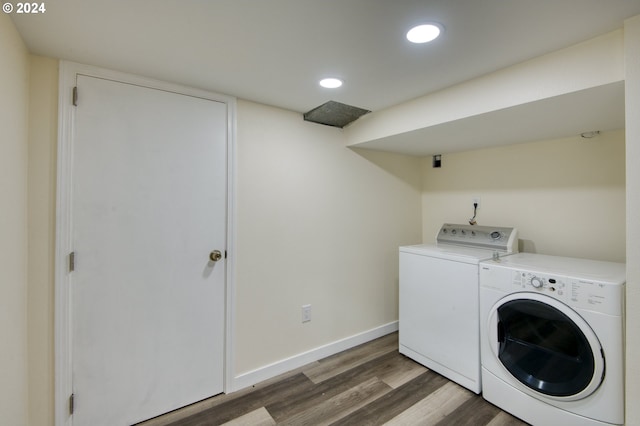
top-left (230, 321), bottom-right (398, 392)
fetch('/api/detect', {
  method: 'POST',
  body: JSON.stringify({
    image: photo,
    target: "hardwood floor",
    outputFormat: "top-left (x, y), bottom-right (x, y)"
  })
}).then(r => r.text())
top-left (138, 333), bottom-right (528, 426)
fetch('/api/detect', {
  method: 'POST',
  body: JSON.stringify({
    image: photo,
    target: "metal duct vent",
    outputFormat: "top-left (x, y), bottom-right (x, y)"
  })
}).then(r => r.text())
top-left (303, 101), bottom-right (370, 128)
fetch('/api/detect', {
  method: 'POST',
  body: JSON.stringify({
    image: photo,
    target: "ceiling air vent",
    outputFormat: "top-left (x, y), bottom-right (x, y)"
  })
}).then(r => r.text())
top-left (303, 101), bottom-right (370, 128)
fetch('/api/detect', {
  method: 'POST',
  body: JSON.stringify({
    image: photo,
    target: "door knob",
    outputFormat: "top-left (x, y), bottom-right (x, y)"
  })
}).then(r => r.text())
top-left (209, 250), bottom-right (223, 262)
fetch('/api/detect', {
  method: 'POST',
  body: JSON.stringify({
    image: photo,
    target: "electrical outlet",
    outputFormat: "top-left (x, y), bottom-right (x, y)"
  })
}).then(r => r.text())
top-left (472, 196), bottom-right (481, 207)
top-left (301, 304), bottom-right (311, 323)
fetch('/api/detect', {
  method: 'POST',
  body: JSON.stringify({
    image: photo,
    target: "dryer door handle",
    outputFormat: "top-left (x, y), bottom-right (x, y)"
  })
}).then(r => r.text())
top-left (497, 321), bottom-right (505, 343)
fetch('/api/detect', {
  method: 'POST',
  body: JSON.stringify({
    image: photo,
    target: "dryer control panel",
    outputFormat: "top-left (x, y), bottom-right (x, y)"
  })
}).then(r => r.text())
top-left (512, 271), bottom-right (569, 301)
top-left (510, 270), bottom-right (623, 316)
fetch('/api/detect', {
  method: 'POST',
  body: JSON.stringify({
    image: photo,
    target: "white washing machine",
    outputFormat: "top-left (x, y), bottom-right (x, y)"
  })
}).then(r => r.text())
top-left (399, 223), bottom-right (518, 393)
top-left (479, 253), bottom-right (625, 425)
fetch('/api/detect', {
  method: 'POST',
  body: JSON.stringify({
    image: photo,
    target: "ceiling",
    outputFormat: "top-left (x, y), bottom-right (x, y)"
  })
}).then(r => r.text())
top-left (12, 0), bottom-right (640, 116)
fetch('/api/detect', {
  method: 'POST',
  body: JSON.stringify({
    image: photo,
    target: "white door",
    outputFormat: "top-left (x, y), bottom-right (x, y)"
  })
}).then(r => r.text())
top-left (71, 75), bottom-right (227, 425)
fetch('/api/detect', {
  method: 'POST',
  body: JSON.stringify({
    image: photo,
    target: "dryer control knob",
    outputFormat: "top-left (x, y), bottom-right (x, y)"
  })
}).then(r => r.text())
top-left (530, 276), bottom-right (544, 288)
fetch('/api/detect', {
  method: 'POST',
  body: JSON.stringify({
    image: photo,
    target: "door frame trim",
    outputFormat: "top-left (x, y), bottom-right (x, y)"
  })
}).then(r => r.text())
top-left (54, 61), bottom-right (237, 426)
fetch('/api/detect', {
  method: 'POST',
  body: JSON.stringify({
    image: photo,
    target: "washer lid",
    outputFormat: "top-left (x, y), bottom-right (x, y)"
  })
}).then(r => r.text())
top-left (400, 243), bottom-right (506, 263)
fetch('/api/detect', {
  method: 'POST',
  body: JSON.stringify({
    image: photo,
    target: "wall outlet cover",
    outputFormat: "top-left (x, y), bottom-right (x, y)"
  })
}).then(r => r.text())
top-left (302, 304), bottom-right (311, 323)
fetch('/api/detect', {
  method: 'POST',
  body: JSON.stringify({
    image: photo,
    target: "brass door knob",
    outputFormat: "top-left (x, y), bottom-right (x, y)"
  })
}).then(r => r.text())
top-left (209, 250), bottom-right (223, 262)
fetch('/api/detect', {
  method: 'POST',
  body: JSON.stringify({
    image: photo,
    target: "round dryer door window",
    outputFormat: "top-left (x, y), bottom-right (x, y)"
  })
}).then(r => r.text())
top-left (488, 293), bottom-right (605, 401)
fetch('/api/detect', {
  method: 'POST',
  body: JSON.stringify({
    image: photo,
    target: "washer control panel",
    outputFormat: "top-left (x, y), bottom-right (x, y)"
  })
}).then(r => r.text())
top-left (437, 223), bottom-right (518, 252)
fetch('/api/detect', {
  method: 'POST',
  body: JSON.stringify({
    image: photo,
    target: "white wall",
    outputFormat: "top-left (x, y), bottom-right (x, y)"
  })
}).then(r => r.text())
top-left (235, 100), bottom-right (422, 375)
top-left (27, 55), bottom-right (58, 426)
top-left (14, 63), bottom-right (423, 423)
top-left (0, 12), bottom-right (30, 426)
top-left (624, 15), bottom-right (640, 426)
top-left (421, 130), bottom-right (626, 262)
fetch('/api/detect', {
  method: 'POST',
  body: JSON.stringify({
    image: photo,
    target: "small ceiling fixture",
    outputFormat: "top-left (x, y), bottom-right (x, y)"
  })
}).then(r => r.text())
top-left (319, 78), bottom-right (343, 89)
top-left (406, 23), bottom-right (442, 44)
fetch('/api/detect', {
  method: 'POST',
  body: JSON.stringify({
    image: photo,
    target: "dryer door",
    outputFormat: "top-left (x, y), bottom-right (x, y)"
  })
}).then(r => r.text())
top-left (488, 293), bottom-right (604, 401)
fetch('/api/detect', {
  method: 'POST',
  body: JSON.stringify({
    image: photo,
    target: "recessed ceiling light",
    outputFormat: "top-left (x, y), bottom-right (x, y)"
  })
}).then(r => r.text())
top-left (319, 78), bottom-right (343, 89)
top-left (406, 23), bottom-right (442, 44)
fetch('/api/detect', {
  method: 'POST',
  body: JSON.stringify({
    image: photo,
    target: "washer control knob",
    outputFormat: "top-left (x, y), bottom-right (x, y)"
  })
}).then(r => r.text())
top-left (530, 276), bottom-right (544, 288)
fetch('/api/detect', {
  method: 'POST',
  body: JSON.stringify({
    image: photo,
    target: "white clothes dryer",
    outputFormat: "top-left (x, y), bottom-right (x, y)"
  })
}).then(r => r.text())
top-left (399, 223), bottom-right (518, 393)
top-left (479, 253), bottom-right (625, 425)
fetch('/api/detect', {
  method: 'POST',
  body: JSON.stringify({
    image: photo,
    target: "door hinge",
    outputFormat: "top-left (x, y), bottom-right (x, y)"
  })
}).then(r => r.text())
top-left (69, 251), bottom-right (75, 272)
top-left (225, 250), bottom-right (227, 259)
top-left (69, 393), bottom-right (75, 415)
top-left (72, 86), bottom-right (78, 106)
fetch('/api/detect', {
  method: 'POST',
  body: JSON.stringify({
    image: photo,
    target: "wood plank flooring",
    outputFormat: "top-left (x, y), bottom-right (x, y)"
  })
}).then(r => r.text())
top-left (138, 333), bottom-right (528, 426)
